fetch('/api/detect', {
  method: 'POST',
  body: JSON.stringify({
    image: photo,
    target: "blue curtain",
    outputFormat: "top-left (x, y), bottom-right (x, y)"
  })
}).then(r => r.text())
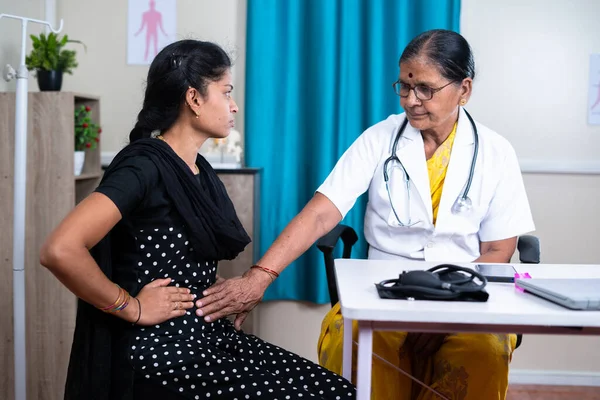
top-left (245, 0), bottom-right (461, 304)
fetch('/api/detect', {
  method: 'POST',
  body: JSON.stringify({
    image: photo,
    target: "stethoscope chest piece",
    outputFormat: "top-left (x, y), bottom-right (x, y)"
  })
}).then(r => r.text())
top-left (452, 195), bottom-right (472, 214)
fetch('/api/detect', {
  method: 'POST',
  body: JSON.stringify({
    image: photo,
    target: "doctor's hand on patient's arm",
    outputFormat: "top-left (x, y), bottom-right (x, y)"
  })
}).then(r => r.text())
top-left (196, 193), bottom-right (342, 330)
top-left (475, 237), bottom-right (517, 263)
top-left (195, 268), bottom-right (272, 330)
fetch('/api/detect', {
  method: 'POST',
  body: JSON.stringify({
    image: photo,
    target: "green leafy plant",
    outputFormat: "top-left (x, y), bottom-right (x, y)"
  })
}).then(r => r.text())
top-left (25, 32), bottom-right (86, 74)
top-left (75, 105), bottom-right (101, 151)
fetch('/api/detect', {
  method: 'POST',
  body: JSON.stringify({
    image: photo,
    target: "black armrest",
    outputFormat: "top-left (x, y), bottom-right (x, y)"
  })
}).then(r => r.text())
top-left (316, 224), bottom-right (359, 258)
top-left (316, 224), bottom-right (358, 306)
top-left (518, 235), bottom-right (541, 264)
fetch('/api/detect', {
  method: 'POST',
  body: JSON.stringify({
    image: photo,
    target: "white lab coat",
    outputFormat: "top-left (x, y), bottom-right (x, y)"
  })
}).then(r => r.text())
top-left (317, 107), bottom-right (535, 262)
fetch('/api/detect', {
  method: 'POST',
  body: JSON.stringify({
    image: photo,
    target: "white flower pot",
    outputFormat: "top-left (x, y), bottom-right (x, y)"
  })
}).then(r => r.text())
top-left (74, 151), bottom-right (85, 176)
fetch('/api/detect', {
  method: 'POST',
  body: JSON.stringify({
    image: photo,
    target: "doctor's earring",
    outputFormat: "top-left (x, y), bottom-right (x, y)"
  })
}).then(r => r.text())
top-left (460, 99), bottom-right (467, 106)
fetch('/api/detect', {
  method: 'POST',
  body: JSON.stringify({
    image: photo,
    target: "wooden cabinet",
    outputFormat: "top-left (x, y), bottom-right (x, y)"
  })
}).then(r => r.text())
top-left (0, 92), bottom-right (102, 400)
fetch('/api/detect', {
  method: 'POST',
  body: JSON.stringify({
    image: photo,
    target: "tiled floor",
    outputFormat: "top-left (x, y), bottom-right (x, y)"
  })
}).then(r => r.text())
top-left (507, 385), bottom-right (600, 400)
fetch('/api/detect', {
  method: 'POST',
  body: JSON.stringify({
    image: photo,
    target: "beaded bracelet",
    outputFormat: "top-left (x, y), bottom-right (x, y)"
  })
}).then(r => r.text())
top-left (250, 264), bottom-right (280, 279)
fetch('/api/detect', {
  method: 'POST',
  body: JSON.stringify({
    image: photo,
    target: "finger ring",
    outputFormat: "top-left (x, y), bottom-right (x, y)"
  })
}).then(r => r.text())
top-left (175, 301), bottom-right (181, 310)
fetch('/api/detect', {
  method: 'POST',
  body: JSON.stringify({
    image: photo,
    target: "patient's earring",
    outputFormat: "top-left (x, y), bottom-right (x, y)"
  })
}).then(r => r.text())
top-left (460, 99), bottom-right (467, 106)
top-left (187, 102), bottom-right (199, 118)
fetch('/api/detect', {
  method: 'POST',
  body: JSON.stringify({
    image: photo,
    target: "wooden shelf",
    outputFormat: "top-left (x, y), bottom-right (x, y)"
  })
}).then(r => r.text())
top-left (72, 92), bottom-right (100, 102)
top-left (73, 94), bottom-right (102, 204)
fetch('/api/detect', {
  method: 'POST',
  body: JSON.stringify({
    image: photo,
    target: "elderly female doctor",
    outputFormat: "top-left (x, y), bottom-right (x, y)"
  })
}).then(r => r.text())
top-left (196, 29), bottom-right (535, 399)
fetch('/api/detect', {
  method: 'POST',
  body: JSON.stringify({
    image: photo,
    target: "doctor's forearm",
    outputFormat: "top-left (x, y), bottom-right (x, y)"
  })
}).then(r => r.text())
top-left (474, 237), bottom-right (517, 263)
top-left (474, 249), bottom-right (512, 264)
top-left (255, 193), bottom-right (342, 275)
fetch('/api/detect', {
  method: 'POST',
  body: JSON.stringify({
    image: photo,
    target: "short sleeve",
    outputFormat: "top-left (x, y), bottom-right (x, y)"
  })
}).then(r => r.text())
top-left (478, 145), bottom-right (535, 242)
top-left (317, 126), bottom-right (385, 218)
top-left (94, 155), bottom-right (159, 217)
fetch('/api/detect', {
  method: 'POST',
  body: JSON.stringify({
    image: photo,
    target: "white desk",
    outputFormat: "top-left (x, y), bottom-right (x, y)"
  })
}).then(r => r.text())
top-left (335, 259), bottom-right (600, 399)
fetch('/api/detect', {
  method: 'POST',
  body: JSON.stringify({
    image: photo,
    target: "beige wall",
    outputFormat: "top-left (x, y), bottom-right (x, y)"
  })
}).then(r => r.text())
top-left (2, 0), bottom-right (599, 385)
top-left (462, 0), bottom-right (600, 166)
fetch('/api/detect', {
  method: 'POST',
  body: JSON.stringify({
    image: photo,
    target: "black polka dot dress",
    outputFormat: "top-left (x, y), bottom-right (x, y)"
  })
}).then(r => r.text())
top-left (95, 156), bottom-right (356, 400)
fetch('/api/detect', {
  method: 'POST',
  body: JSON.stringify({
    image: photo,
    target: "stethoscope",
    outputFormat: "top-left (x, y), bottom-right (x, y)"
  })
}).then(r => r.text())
top-left (383, 108), bottom-right (479, 226)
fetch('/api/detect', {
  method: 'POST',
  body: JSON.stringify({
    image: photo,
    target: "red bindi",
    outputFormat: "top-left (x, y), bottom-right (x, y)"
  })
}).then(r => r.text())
top-left (408, 72), bottom-right (413, 78)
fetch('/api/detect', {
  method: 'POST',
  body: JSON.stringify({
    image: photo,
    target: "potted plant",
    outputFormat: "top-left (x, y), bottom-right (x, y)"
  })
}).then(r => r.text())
top-left (25, 32), bottom-right (85, 91)
top-left (74, 105), bottom-right (101, 176)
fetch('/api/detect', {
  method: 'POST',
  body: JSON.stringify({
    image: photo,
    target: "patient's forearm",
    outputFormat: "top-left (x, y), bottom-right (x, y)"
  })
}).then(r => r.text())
top-left (256, 193), bottom-right (342, 274)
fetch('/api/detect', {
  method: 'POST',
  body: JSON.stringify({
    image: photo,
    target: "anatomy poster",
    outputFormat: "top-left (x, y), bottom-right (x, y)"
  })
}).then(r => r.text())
top-left (128, 0), bottom-right (177, 65)
top-left (589, 54), bottom-right (600, 125)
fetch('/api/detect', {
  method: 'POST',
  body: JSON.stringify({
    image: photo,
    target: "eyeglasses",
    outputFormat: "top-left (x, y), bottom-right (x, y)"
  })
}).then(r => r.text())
top-left (392, 80), bottom-right (456, 101)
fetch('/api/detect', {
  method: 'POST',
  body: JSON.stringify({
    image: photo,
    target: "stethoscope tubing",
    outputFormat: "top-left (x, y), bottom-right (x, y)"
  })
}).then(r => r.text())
top-left (383, 108), bottom-right (479, 208)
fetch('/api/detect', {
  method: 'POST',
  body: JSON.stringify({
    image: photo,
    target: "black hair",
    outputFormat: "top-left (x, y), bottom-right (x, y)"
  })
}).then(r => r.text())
top-left (399, 29), bottom-right (475, 82)
top-left (129, 40), bottom-right (232, 142)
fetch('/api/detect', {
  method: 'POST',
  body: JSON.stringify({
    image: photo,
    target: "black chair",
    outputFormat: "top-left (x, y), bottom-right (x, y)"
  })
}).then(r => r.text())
top-left (316, 224), bottom-right (541, 348)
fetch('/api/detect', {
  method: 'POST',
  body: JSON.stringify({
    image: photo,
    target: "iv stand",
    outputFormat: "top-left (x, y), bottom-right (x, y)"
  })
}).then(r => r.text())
top-left (0, 13), bottom-right (64, 400)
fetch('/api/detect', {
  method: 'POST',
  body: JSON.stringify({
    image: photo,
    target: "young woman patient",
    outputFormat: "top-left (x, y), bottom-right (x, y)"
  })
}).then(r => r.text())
top-left (40, 39), bottom-right (355, 400)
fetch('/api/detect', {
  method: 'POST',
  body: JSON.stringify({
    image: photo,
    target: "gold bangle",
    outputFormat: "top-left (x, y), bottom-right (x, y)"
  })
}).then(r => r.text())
top-left (99, 285), bottom-right (124, 312)
top-left (99, 285), bottom-right (131, 313)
